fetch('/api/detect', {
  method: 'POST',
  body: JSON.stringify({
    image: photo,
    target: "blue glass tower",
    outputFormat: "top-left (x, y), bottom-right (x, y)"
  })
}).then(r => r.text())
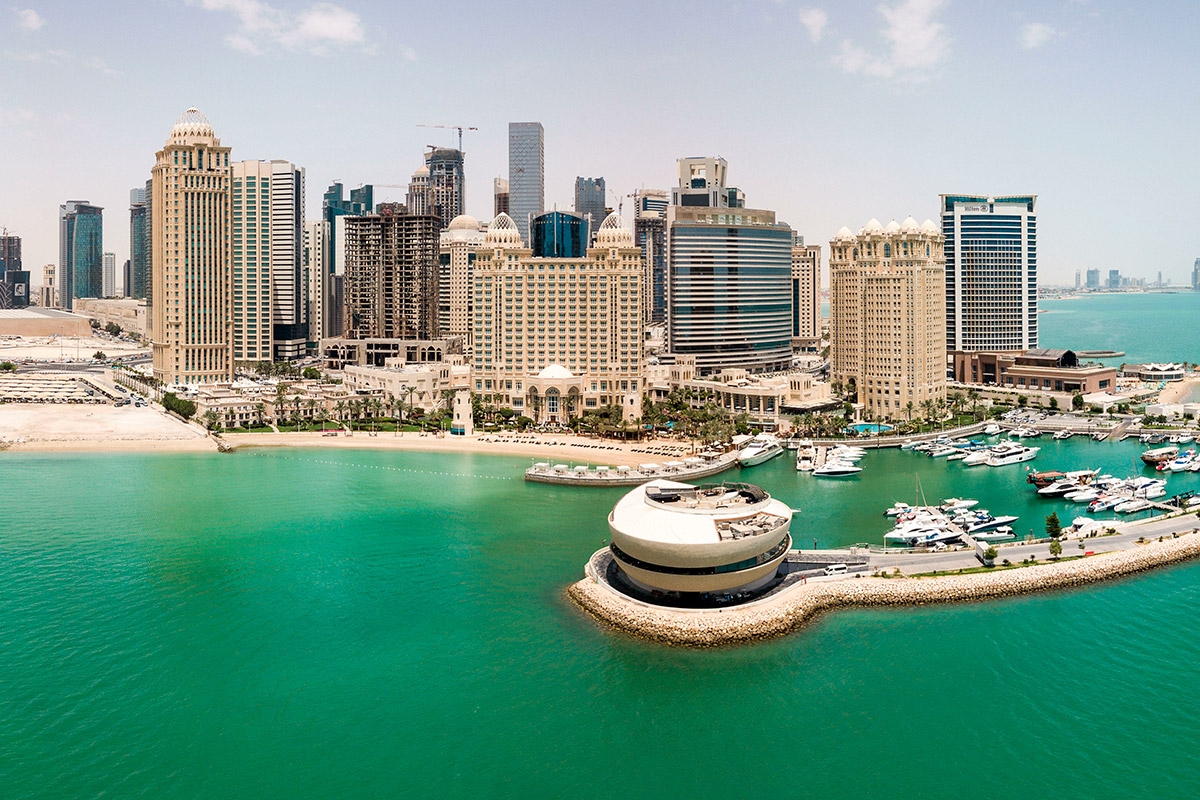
top-left (530, 211), bottom-right (588, 258)
top-left (59, 200), bottom-right (103, 309)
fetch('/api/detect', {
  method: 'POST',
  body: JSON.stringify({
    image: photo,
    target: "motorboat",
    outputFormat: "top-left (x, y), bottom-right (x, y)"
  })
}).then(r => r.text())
top-left (1053, 430), bottom-right (1074, 440)
top-left (1141, 446), bottom-right (1179, 466)
top-left (738, 434), bottom-right (784, 467)
top-left (1064, 488), bottom-right (1100, 504)
top-left (983, 423), bottom-right (1002, 435)
top-left (884, 526), bottom-right (961, 546)
top-left (927, 444), bottom-right (959, 458)
top-left (813, 460), bottom-right (862, 477)
top-left (940, 498), bottom-right (979, 512)
top-left (972, 527), bottom-right (1015, 542)
top-left (827, 447), bottom-right (865, 463)
top-left (900, 440), bottom-right (928, 451)
top-left (1115, 498), bottom-right (1152, 514)
top-left (1087, 495), bottom-right (1124, 513)
top-left (965, 513), bottom-right (1019, 534)
top-left (1179, 434), bottom-right (1195, 444)
top-left (1027, 469), bottom-right (1064, 487)
top-left (884, 502), bottom-right (914, 517)
top-left (961, 449), bottom-right (994, 467)
top-left (946, 451), bottom-right (968, 461)
top-left (1011, 427), bottom-right (1041, 438)
top-left (795, 441), bottom-right (817, 471)
top-left (986, 443), bottom-right (1039, 467)
top-left (1071, 516), bottom-right (1095, 530)
top-left (1092, 431), bottom-right (1108, 441)
top-left (1163, 451), bottom-right (1196, 472)
top-left (1038, 479), bottom-right (1087, 497)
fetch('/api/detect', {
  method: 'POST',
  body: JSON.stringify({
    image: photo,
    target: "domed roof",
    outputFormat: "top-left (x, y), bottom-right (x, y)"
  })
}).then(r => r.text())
top-left (485, 212), bottom-right (523, 246)
top-left (921, 219), bottom-right (939, 234)
top-left (901, 216), bottom-right (920, 233)
top-left (537, 363), bottom-right (574, 380)
top-left (412, 165), bottom-right (430, 177)
top-left (885, 219), bottom-right (901, 233)
top-left (448, 214), bottom-right (479, 231)
top-left (864, 218), bottom-right (883, 234)
top-left (170, 107), bottom-right (214, 139)
top-left (834, 226), bottom-right (855, 242)
top-left (594, 212), bottom-right (634, 247)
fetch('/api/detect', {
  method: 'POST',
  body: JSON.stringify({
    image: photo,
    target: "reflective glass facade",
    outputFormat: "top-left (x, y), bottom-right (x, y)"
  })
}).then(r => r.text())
top-left (942, 194), bottom-right (1037, 351)
top-left (59, 201), bottom-right (103, 309)
top-left (667, 209), bottom-right (793, 375)
top-left (508, 122), bottom-right (544, 243)
top-left (530, 211), bottom-right (588, 258)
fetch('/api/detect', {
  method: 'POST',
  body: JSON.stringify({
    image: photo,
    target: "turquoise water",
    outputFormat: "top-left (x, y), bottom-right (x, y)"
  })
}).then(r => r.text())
top-left (3, 445), bottom-right (1200, 798)
top-left (1039, 292), bottom-right (1200, 365)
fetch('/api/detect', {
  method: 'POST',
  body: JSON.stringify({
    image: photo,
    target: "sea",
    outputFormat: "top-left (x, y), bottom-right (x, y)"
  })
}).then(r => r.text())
top-left (4, 440), bottom-right (1200, 798)
top-left (1038, 291), bottom-right (1200, 366)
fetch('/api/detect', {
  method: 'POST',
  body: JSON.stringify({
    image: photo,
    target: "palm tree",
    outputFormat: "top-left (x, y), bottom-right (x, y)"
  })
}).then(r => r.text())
top-left (334, 400), bottom-right (346, 429)
top-left (254, 402), bottom-right (265, 429)
top-left (404, 385), bottom-right (417, 424)
top-left (273, 383), bottom-right (287, 425)
top-left (904, 401), bottom-right (915, 423)
top-left (305, 398), bottom-right (317, 430)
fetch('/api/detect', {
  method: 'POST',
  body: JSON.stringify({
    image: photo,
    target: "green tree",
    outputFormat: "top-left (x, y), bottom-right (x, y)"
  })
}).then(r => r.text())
top-left (1045, 512), bottom-right (1062, 539)
top-left (1048, 396), bottom-right (1059, 410)
top-left (202, 409), bottom-right (220, 431)
top-left (93, 351), bottom-right (106, 360)
top-left (1072, 393), bottom-right (1085, 410)
top-left (302, 366), bottom-right (321, 380)
top-left (0, 361), bottom-right (16, 372)
top-left (1017, 395), bottom-right (1029, 407)
top-left (983, 546), bottom-right (999, 565)
top-left (103, 321), bottom-right (122, 336)
top-left (162, 392), bottom-right (196, 420)
top-left (1049, 539), bottom-right (1063, 559)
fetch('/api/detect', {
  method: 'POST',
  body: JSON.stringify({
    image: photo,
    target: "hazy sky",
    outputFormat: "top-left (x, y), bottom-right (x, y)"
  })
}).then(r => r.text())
top-left (2, 0), bottom-right (1198, 286)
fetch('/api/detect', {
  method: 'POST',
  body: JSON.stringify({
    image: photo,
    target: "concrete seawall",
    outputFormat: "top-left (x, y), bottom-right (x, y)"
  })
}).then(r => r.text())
top-left (566, 533), bottom-right (1200, 647)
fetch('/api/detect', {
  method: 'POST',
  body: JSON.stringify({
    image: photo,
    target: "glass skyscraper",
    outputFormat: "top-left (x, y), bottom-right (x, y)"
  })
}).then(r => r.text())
top-left (59, 200), bottom-right (103, 309)
top-left (129, 187), bottom-right (149, 300)
top-left (530, 211), bottom-right (588, 258)
top-left (573, 176), bottom-right (606, 234)
top-left (508, 122), bottom-right (544, 244)
top-left (942, 194), bottom-right (1037, 352)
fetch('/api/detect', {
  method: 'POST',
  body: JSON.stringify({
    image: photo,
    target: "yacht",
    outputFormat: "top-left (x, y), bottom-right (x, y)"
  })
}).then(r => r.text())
top-left (983, 423), bottom-right (1002, 436)
top-left (813, 460), bottom-right (862, 477)
top-left (973, 527), bottom-right (1015, 542)
top-left (965, 513), bottom-right (1019, 534)
top-left (926, 444), bottom-right (959, 458)
top-left (884, 502), bottom-right (914, 517)
top-left (1092, 431), bottom-right (1108, 441)
top-left (1116, 498), bottom-right (1152, 514)
top-left (1053, 429), bottom-right (1074, 440)
top-left (884, 525), bottom-right (961, 546)
top-left (961, 449), bottom-right (994, 467)
top-left (940, 498), bottom-right (979, 512)
top-left (946, 451), bottom-right (969, 461)
top-left (1038, 479), bottom-right (1087, 497)
top-left (738, 434), bottom-right (784, 467)
top-left (1088, 495), bottom-right (1124, 513)
top-left (986, 443), bottom-right (1039, 467)
top-left (794, 440), bottom-right (816, 472)
top-left (1064, 487), bottom-right (1100, 504)
top-left (1011, 427), bottom-right (1042, 438)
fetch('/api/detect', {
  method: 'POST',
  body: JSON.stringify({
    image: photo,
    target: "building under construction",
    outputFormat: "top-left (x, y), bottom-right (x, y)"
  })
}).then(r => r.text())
top-left (342, 206), bottom-right (440, 340)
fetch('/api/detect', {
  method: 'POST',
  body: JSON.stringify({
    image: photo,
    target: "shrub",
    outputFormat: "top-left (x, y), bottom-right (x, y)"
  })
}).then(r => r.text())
top-left (162, 392), bottom-right (197, 420)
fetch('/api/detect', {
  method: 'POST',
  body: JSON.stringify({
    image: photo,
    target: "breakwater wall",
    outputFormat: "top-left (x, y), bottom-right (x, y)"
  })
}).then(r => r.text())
top-left (567, 533), bottom-right (1200, 647)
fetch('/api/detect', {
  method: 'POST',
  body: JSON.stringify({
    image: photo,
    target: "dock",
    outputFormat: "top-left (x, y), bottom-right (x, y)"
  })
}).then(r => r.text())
top-left (525, 451), bottom-right (740, 486)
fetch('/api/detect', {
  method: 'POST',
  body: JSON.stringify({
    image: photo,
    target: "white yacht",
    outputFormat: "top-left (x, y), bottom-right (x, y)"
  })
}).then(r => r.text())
top-left (961, 448), bottom-right (994, 467)
top-left (813, 460), bottom-right (862, 477)
top-left (1064, 488), bottom-right (1100, 504)
top-left (986, 443), bottom-right (1039, 467)
top-left (1053, 429), bottom-right (1074, 440)
top-left (738, 434), bottom-right (784, 467)
top-left (884, 526), bottom-right (961, 546)
top-left (940, 498), bottom-right (979, 512)
top-left (1116, 498), bottom-right (1152, 514)
top-left (926, 444), bottom-right (959, 458)
top-left (973, 527), bottom-right (1015, 542)
top-left (983, 423), bottom-right (1002, 436)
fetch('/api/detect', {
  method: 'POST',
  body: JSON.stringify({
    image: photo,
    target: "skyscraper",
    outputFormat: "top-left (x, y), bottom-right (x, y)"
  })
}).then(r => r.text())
top-left (151, 107), bottom-right (233, 385)
top-left (122, 259), bottom-right (132, 298)
top-left (102, 252), bottom-right (116, 297)
top-left (342, 206), bottom-right (439, 340)
top-left (1108, 269), bottom-right (1120, 289)
top-left (791, 236), bottom-right (820, 349)
top-left (322, 182), bottom-right (373, 340)
top-left (303, 219), bottom-right (330, 347)
top-left (1086, 268), bottom-right (1100, 290)
top-left (574, 176), bottom-right (606, 235)
top-left (231, 160), bottom-right (306, 362)
top-left (508, 122), bottom-right (544, 243)
top-left (59, 200), bottom-right (103, 309)
top-left (438, 214), bottom-right (485, 344)
top-left (942, 194), bottom-right (1037, 352)
top-left (406, 148), bottom-right (464, 228)
top-left (633, 189), bottom-right (668, 324)
top-left (40, 263), bottom-right (56, 307)
top-left (830, 218), bottom-right (946, 420)
top-left (1193, 258), bottom-right (1199, 290)
top-left (530, 211), bottom-right (589, 258)
top-left (1074, 269), bottom-right (1081, 291)
top-left (129, 187), bottom-right (149, 300)
top-left (666, 159), bottom-right (792, 375)
top-left (0, 234), bottom-right (28, 308)
top-left (493, 178), bottom-right (509, 217)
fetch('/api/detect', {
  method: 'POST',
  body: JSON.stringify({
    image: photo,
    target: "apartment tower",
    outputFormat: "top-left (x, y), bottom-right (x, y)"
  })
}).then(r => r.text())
top-left (151, 107), bottom-right (233, 385)
top-left (342, 205), bottom-right (440, 340)
top-left (791, 236), bottom-right (821, 350)
top-left (58, 200), bottom-right (103, 309)
top-left (829, 218), bottom-right (946, 420)
top-left (633, 189), bottom-right (668, 324)
top-left (942, 194), bottom-right (1037, 351)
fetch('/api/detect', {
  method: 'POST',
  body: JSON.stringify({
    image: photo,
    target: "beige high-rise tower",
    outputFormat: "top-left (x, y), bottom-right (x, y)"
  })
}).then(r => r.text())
top-left (829, 217), bottom-right (946, 421)
top-left (151, 108), bottom-right (233, 385)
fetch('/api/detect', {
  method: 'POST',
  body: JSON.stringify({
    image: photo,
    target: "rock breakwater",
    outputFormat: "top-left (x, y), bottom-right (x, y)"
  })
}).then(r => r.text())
top-left (567, 533), bottom-right (1200, 647)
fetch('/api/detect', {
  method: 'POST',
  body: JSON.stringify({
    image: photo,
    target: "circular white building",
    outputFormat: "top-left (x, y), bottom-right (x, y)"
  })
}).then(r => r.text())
top-left (608, 480), bottom-right (793, 596)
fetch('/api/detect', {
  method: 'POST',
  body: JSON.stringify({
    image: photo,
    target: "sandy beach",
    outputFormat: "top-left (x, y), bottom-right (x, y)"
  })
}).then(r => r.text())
top-left (1, 401), bottom-right (700, 466)
top-left (1156, 377), bottom-right (1200, 405)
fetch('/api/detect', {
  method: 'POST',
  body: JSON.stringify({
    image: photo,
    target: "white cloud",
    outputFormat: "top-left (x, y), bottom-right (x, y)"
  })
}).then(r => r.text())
top-left (798, 8), bottom-right (828, 43)
top-left (1020, 22), bottom-right (1056, 50)
top-left (4, 47), bottom-right (67, 63)
top-left (834, 0), bottom-right (949, 81)
top-left (195, 0), bottom-right (373, 55)
top-left (0, 107), bottom-right (35, 126)
top-left (13, 7), bottom-right (45, 31)
top-left (84, 56), bottom-right (121, 75)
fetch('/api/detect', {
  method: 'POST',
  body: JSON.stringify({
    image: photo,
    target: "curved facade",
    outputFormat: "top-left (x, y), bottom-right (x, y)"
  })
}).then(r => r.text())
top-left (530, 211), bottom-right (588, 258)
top-left (666, 206), bottom-right (793, 375)
top-left (608, 479), bottom-right (793, 594)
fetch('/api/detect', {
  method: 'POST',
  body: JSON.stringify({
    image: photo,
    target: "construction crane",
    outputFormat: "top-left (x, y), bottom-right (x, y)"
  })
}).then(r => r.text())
top-left (416, 124), bottom-right (477, 151)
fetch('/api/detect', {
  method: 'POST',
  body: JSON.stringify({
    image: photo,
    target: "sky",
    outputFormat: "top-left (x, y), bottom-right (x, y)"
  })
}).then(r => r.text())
top-left (2, 0), bottom-right (1198, 288)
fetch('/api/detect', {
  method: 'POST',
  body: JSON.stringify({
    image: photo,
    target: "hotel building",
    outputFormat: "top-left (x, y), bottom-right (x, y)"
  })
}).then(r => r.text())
top-left (231, 159), bottom-right (306, 362)
top-left (942, 194), bottom-right (1037, 352)
top-left (151, 108), bottom-right (233, 385)
top-left (791, 237), bottom-right (820, 351)
top-left (471, 212), bottom-right (643, 423)
top-left (633, 189), bottom-right (668, 324)
top-left (438, 214), bottom-right (486, 344)
top-left (830, 218), bottom-right (946, 420)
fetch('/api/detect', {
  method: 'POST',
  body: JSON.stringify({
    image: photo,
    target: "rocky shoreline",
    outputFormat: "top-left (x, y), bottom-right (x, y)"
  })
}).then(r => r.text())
top-left (566, 532), bottom-right (1200, 647)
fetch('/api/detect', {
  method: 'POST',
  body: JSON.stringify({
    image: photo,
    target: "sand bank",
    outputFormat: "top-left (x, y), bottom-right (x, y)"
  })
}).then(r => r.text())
top-left (1, 403), bottom-right (215, 452)
top-left (1156, 378), bottom-right (1200, 405)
